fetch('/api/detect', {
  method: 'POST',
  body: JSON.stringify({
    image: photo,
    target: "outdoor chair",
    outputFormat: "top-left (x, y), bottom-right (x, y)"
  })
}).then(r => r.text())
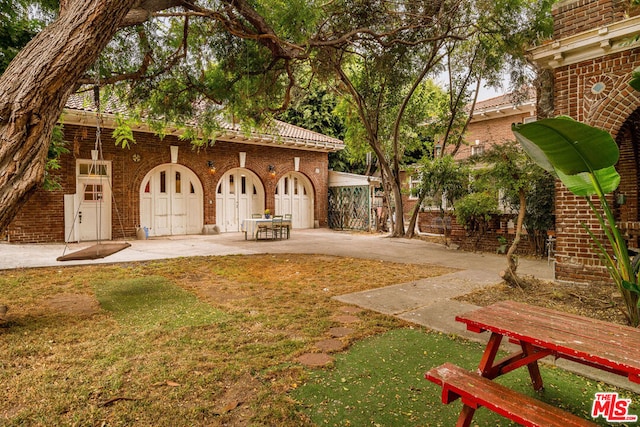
top-left (256, 222), bottom-right (271, 239)
top-left (283, 214), bottom-right (292, 238)
top-left (272, 216), bottom-right (284, 240)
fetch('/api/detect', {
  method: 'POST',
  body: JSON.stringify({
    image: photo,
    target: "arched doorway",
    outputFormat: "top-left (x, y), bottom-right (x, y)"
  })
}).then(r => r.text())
top-left (216, 168), bottom-right (265, 232)
top-left (139, 164), bottom-right (203, 237)
top-left (614, 109), bottom-right (640, 247)
top-left (275, 172), bottom-right (314, 228)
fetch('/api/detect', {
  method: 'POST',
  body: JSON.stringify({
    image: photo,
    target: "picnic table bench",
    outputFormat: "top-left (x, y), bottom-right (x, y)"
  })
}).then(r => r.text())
top-left (426, 363), bottom-right (596, 427)
top-left (425, 300), bottom-right (640, 426)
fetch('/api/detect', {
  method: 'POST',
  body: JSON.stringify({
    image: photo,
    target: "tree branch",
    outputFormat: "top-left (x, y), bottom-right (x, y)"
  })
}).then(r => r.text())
top-left (120, 0), bottom-right (186, 27)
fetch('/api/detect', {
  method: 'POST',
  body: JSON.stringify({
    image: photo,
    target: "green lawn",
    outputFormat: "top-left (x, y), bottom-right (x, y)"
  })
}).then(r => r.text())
top-left (293, 328), bottom-right (638, 426)
top-left (0, 255), bottom-right (636, 426)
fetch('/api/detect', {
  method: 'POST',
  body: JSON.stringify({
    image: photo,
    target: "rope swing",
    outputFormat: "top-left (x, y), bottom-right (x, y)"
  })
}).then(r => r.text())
top-left (57, 64), bottom-right (131, 261)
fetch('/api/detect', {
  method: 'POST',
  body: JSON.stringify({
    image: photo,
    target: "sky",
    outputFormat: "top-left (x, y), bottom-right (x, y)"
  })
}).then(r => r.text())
top-left (477, 83), bottom-right (505, 101)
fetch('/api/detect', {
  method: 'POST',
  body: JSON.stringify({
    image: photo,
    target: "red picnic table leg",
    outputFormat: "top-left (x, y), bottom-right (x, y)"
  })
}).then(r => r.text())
top-left (477, 332), bottom-right (503, 376)
top-left (455, 332), bottom-right (503, 426)
top-left (456, 405), bottom-right (476, 427)
top-left (521, 341), bottom-right (544, 391)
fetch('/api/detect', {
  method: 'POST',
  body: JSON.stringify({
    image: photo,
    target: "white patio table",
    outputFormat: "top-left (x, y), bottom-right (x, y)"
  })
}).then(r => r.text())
top-left (241, 218), bottom-right (291, 240)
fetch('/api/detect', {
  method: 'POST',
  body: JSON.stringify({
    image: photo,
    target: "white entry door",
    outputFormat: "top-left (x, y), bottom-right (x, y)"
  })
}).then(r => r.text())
top-left (140, 164), bottom-right (203, 237)
top-left (76, 160), bottom-right (112, 241)
top-left (216, 168), bottom-right (264, 232)
top-left (275, 172), bottom-right (313, 228)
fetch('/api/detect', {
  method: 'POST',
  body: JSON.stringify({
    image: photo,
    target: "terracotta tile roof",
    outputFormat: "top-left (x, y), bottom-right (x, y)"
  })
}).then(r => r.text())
top-left (64, 93), bottom-right (345, 152)
top-left (473, 88), bottom-right (536, 112)
top-left (470, 88), bottom-right (536, 121)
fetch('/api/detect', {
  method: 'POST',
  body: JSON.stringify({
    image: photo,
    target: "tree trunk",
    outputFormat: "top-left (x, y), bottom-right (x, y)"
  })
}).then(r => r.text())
top-left (0, 0), bottom-right (139, 234)
top-left (501, 189), bottom-right (527, 288)
top-left (406, 192), bottom-right (427, 239)
top-left (535, 67), bottom-right (554, 120)
top-left (389, 172), bottom-right (405, 237)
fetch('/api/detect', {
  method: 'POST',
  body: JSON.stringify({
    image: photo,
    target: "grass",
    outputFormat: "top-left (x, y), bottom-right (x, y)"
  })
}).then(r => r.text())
top-left (0, 254), bottom-right (451, 426)
top-left (0, 253), bottom-right (637, 426)
top-left (95, 276), bottom-right (225, 330)
top-left (293, 328), bottom-right (637, 426)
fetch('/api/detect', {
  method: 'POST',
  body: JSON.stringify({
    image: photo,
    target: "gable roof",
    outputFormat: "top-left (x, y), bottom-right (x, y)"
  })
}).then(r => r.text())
top-left (470, 89), bottom-right (536, 122)
top-left (63, 93), bottom-right (345, 153)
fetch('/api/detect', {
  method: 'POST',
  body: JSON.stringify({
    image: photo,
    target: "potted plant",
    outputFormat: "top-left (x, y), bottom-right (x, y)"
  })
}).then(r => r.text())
top-left (497, 235), bottom-right (508, 254)
top-left (264, 209), bottom-right (271, 219)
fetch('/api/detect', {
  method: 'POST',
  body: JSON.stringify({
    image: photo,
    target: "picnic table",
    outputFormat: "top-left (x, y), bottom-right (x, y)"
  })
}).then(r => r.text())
top-left (426, 300), bottom-right (640, 426)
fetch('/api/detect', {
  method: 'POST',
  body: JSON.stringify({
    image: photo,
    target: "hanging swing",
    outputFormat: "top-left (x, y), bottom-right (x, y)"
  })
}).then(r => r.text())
top-left (57, 79), bottom-right (131, 261)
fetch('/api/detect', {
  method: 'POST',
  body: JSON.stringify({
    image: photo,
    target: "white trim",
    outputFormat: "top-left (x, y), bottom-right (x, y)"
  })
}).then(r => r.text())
top-left (530, 15), bottom-right (640, 69)
top-left (170, 146), bottom-right (178, 164)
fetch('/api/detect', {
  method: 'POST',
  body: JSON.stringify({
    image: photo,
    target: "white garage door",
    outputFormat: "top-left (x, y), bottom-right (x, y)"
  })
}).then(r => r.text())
top-left (216, 168), bottom-right (265, 232)
top-left (275, 172), bottom-right (313, 229)
top-left (140, 164), bottom-right (203, 237)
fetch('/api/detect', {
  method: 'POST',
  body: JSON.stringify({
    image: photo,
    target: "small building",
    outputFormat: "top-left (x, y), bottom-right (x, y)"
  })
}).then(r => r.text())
top-left (328, 171), bottom-right (381, 231)
top-left (6, 94), bottom-right (344, 243)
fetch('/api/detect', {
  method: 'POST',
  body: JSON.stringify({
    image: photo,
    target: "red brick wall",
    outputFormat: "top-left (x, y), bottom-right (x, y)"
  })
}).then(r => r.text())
top-left (417, 211), bottom-right (538, 255)
top-left (458, 112), bottom-right (535, 161)
top-left (552, 0), bottom-right (627, 39)
top-left (7, 124), bottom-right (330, 243)
top-left (552, 40), bottom-right (640, 282)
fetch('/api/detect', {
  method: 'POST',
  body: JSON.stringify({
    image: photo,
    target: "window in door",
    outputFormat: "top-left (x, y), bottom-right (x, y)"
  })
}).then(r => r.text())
top-left (83, 184), bottom-right (103, 201)
top-left (79, 163), bottom-right (108, 176)
top-left (160, 171), bottom-right (166, 193)
top-left (175, 172), bottom-right (182, 193)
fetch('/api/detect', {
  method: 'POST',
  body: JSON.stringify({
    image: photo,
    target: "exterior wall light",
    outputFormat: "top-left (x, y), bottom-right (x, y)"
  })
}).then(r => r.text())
top-left (268, 164), bottom-right (276, 178)
top-left (207, 160), bottom-right (216, 175)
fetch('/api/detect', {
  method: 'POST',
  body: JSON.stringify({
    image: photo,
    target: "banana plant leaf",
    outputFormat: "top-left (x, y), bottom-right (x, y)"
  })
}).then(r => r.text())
top-left (629, 66), bottom-right (640, 92)
top-left (556, 168), bottom-right (620, 196)
top-left (512, 117), bottom-right (620, 196)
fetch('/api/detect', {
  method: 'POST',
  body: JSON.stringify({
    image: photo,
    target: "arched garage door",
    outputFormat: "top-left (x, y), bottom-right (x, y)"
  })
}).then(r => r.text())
top-left (275, 172), bottom-right (313, 229)
top-left (140, 164), bottom-right (203, 237)
top-left (216, 168), bottom-right (265, 232)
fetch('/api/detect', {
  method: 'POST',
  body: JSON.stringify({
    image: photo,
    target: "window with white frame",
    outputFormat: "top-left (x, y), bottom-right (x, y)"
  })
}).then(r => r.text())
top-left (408, 174), bottom-right (421, 199)
top-left (471, 144), bottom-right (484, 156)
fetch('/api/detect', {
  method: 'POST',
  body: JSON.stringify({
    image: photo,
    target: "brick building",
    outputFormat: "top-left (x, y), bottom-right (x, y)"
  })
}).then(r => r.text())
top-left (6, 95), bottom-right (344, 243)
top-left (458, 91), bottom-right (537, 161)
top-left (405, 91), bottom-right (536, 216)
top-left (530, 0), bottom-right (640, 282)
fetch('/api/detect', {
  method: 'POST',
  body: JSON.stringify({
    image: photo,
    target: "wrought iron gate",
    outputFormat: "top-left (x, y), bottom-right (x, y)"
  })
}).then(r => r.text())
top-left (328, 186), bottom-right (370, 230)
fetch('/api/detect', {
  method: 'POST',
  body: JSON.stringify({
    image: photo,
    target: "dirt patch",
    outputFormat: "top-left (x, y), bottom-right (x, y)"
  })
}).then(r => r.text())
top-left (45, 293), bottom-right (101, 316)
top-left (210, 373), bottom-right (264, 425)
top-left (329, 327), bottom-right (355, 337)
top-left (456, 277), bottom-right (630, 325)
top-left (297, 353), bottom-right (335, 367)
top-left (315, 338), bottom-right (346, 352)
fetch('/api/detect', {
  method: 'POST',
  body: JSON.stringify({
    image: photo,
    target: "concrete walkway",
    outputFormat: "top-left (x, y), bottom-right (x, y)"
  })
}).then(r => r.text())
top-left (1, 229), bottom-right (637, 392)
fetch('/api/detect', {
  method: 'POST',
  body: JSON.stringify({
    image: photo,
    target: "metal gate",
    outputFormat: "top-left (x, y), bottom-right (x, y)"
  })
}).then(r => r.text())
top-left (328, 186), bottom-right (370, 230)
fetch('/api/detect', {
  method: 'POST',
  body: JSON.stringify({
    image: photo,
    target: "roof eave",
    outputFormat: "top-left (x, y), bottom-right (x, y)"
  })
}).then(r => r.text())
top-left (529, 15), bottom-right (640, 69)
top-left (62, 108), bottom-right (345, 153)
